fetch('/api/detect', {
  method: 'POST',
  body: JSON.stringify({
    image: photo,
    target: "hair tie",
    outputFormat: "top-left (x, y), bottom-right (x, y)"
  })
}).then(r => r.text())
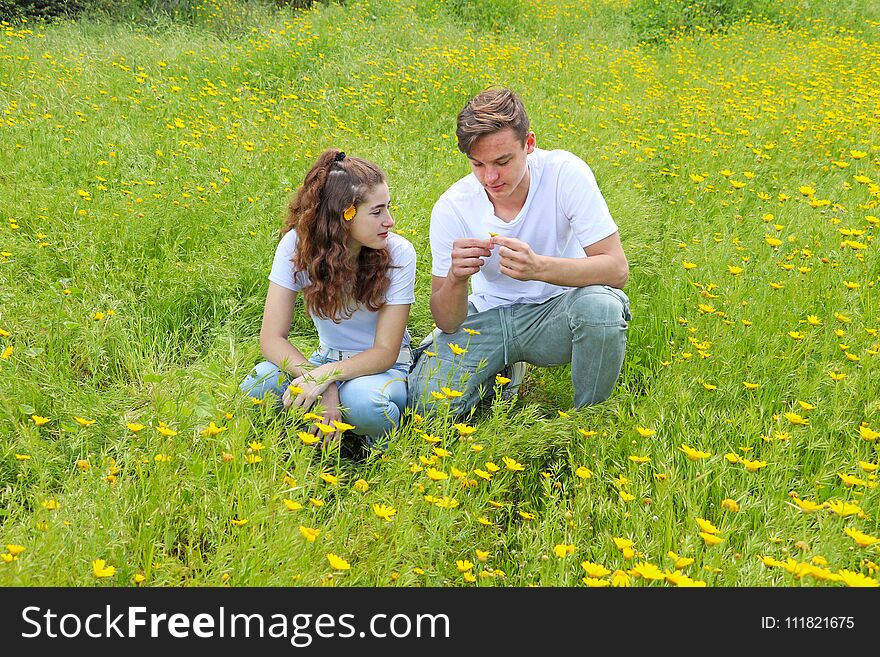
top-left (334, 151), bottom-right (346, 162)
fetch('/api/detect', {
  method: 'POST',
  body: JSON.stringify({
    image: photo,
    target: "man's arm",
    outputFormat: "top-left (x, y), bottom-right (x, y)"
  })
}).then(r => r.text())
top-left (429, 237), bottom-right (492, 333)
top-left (492, 231), bottom-right (628, 289)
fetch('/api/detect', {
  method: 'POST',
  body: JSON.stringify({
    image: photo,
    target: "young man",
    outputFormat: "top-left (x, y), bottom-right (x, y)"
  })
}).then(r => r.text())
top-left (408, 86), bottom-right (631, 416)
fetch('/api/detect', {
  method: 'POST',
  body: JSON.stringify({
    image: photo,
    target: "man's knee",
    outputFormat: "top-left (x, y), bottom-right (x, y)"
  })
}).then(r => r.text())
top-left (568, 286), bottom-right (629, 328)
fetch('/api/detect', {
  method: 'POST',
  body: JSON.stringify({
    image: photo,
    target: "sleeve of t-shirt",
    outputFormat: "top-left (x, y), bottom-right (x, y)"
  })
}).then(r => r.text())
top-left (385, 237), bottom-right (417, 305)
top-left (559, 154), bottom-right (619, 249)
top-left (267, 229), bottom-right (308, 291)
top-left (429, 198), bottom-right (459, 278)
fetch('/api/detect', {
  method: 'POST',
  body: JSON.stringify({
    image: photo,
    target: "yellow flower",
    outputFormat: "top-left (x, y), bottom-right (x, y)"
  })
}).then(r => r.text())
top-left (578, 429), bottom-right (598, 438)
top-left (372, 503), bottom-right (397, 521)
top-left (425, 468), bottom-right (447, 481)
top-left (342, 205), bottom-right (357, 221)
top-left (202, 421), bottom-right (226, 437)
top-left (0, 345), bottom-right (12, 360)
top-left (331, 420), bottom-right (356, 432)
top-left (581, 560), bottom-right (611, 578)
top-left (156, 425), bottom-right (177, 437)
top-left (73, 416), bottom-right (96, 427)
top-left (783, 411), bottom-right (808, 426)
top-left (230, 518), bottom-right (248, 527)
top-left (462, 328), bottom-right (480, 336)
top-left (309, 498), bottom-right (325, 508)
top-left (484, 461), bottom-right (500, 473)
top-left (6, 544), bottom-right (25, 556)
top-left (844, 527), bottom-right (879, 548)
top-left (455, 559), bottom-right (473, 573)
top-left (327, 553), bottom-right (350, 570)
top-left (858, 425), bottom-right (880, 441)
top-left (298, 431), bottom-right (321, 445)
top-left (282, 499), bottom-right (303, 511)
top-left (313, 423), bottom-right (337, 435)
top-left (353, 478), bottom-right (369, 492)
top-left (582, 576), bottom-right (610, 587)
top-left (742, 381), bottom-right (759, 390)
top-left (826, 500), bottom-right (866, 518)
top-left (699, 532), bottom-right (724, 546)
top-left (679, 444), bottom-right (711, 460)
top-left (518, 511), bottom-right (536, 521)
top-left (695, 517), bottom-right (720, 534)
top-left (502, 456), bottom-right (525, 472)
top-left (740, 458), bottom-right (768, 472)
top-left (610, 570), bottom-right (631, 587)
top-left (133, 573), bottom-right (146, 585)
top-left (667, 551), bottom-right (694, 569)
top-left (635, 426), bottom-right (655, 438)
top-left (454, 423), bottom-right (477, 436)
top-left (727, 265), bottom-right (744, 275)
top-left (495, 374), bottom-right (511, 385)
top-left (126, 422), bottom-right (145, 433)
top-left (31, 415), bottom-right (51, 426)
top-left (41, 499), bottom-right (60, 510)
top-left (92, 559), bottom-right (116, 578)
top-left (682, 260), bottom-right (697, 269)
top-left (837, 570), bottom-right (878, 587)
top-left (440, 387), bottom-right (462, 398)
top-left (553, 544), bottom-right (576, 558)
top-left (448, 343), bottom-right (467, 356)
top-left (299, 526), bottom-right (320, 542)
top-left (721, 498), bottom-right (740, 513)
top-left (243, 453), bottom-right (261, 464)
top-left (475, 549), bottom-right (489, 561)
top-left (628, 561), bottom-right (665, 580)
top-left (575, 466), bottom-right (593, 479)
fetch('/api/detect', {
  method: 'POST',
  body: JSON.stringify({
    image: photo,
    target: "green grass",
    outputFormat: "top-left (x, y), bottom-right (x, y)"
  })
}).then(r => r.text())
top-left (0, 0), bottom-right (878, 587)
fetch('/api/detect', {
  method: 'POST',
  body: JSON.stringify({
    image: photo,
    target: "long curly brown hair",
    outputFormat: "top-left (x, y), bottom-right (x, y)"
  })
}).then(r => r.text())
top-left (280, 149), bottom-right (392, 322)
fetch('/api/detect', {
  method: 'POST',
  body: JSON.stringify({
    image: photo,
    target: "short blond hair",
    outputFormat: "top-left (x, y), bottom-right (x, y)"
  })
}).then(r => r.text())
top-left (456, 86), bottom-right (530, 155)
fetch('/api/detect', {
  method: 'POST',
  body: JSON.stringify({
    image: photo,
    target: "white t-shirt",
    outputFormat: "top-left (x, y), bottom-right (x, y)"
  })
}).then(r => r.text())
top-left (430, 148), bottom-right (618, 312)
top-left (268, 230), bottom-right (416, 351)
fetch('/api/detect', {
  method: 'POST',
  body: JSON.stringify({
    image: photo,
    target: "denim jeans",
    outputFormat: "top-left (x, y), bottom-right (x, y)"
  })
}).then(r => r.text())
top-left (408, 285), bottom-right (631, 416)
top-left (240, 349), bottom-right (410, 446)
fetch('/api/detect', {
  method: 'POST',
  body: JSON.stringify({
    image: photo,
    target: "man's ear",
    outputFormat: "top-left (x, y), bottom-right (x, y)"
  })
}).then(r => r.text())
top-left (526, 131), bottom-right (536, 154)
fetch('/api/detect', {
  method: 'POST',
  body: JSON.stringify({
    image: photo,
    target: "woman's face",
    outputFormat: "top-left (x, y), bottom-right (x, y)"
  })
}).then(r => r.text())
top-left (347, 181), bottom-right (393, 253)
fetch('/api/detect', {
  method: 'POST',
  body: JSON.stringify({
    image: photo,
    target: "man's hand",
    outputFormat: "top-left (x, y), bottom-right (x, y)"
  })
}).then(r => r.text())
top-left (491, 235), bottom-right (544, 281)
top-left (449, 238), bottom-right (492, 281)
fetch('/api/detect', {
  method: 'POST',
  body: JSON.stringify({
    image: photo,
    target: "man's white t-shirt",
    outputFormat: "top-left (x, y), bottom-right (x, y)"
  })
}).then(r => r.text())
top-left (268, 230), bottom-right (416, 351)
top-left (430, 148), bottom-right (618, 312)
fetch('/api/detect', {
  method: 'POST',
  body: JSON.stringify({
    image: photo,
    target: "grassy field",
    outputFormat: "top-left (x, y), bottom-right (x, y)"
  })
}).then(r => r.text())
top-left (1, 0), bottom-right (879, 587)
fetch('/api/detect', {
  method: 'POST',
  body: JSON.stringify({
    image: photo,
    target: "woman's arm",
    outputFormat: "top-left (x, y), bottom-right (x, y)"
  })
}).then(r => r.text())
top-left (258, 282), bottom-right (313, 378)
top-left (286, 303), bottom-right (411, 411)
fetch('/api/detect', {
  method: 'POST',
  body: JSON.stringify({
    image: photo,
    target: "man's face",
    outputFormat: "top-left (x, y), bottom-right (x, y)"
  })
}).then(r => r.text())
top-left (467, 127), bottom-right (536, 203)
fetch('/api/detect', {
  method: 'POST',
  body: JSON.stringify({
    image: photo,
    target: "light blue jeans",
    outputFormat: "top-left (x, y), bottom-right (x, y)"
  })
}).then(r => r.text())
top-left (240, 349), bottom-right (410, 447)
top-left (408, 285), bottom-right (631, 416)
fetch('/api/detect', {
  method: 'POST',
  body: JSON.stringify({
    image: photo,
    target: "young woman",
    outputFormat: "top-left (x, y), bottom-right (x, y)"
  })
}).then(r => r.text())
top-left (241, 149), bottom-right (416, 448)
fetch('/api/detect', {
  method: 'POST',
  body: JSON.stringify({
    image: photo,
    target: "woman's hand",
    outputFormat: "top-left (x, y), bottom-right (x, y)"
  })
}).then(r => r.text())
top-left (316, 384), bottom-right (344, 449)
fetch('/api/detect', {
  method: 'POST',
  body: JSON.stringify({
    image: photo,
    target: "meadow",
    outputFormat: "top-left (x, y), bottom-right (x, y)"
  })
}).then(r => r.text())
top-left (1, 0), bottom-right (879, 587)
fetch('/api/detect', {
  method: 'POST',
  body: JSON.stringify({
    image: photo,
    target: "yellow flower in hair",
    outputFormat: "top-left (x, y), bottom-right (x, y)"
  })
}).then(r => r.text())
top-left (343, 205), bottom-right (357, 221)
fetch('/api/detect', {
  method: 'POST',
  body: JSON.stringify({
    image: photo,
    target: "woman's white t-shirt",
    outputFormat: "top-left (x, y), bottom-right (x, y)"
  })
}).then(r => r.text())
top-left (429, 148), bottom-right (618, 312)
top-left (268, 230), bottom-right (416, 351)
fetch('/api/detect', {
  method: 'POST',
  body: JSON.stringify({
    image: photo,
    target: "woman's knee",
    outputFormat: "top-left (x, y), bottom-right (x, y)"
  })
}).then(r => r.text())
top-left (240, 361), bottom-right (286, 399)
top-left (339, 376), bottom-right (406, 436)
